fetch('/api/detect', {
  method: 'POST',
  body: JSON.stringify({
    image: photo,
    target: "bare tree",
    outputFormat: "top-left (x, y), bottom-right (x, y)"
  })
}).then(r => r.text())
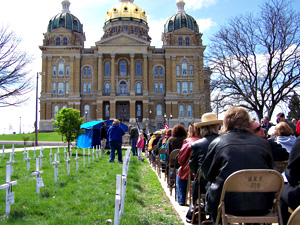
top-left (207, 0), bottom-right (300, 120)
top-left (0, 25), bottom-right (33, 107)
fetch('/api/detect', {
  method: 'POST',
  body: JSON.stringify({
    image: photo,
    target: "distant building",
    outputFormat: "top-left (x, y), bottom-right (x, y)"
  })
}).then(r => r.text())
top-left (39, 0), bottom-right (211, 132)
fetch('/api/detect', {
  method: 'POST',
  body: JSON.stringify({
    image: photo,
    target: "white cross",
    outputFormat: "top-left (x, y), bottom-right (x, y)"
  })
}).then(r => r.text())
top-left (75, 150), bottom-right (79, 171)
top-left (92, 147), bottom-right (95, 161)
top-left (39, 146), bottom-right (44, 168)
top-left (6, 152), bottom-right (15, 175)
top-left (49, 148), bottom-right (53, 164)
top-left (11, 145), bottom-right (15, 161)
top-left (114, 174), bottom-right (122, 224)
top-left (57, 147), bottom-right (60, 161)
top-left (31, 158), bottom-right (44, 195)
top-left (0, 165), bottom-right (17, 215)
top-left (64, 147), bottom-right (67, 160)
top-left (52, 153), bottom-right (59, 183)
top-left (95, 145), bottom-right (98, 159)
top-left (23, 147), bottom-right (27, 162)
top-left (33, 146), bottom-right (36, 158)
top-left (65, 152), bottom-right (70, 175)
top-left (83, 149), bottom-right (86, 167)
top-left (25, 150), bottom-right (31, 172)
top-left (88, 148), bottom-right (91, 163)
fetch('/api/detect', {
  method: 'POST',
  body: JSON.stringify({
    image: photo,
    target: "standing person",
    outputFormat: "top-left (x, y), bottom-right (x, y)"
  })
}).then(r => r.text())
top-left (100, 122), bottom-right (107, 154)
top-left (107, 119), bottom-right (125, 163)
top-left (202, 106), bottom-right (273, 224)
top-left (261, 116), bottom-right (274, 132)
top-left (136, 132), bottom-right (145, 162)
top-left (280, 137), bottom-right (300, 225)
top-left (276, 112), bottom-right (297, 136)
top-left (177, 123), bottom-right (201, 205)
top-left (142, 128), bottom-right (148, 152)
top-left (129, 125), bottom-right (139, 156)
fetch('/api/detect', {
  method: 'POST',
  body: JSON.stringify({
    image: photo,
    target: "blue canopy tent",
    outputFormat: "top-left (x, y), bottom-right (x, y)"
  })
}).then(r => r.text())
top-left (77, 120), bottom-right (128, 148)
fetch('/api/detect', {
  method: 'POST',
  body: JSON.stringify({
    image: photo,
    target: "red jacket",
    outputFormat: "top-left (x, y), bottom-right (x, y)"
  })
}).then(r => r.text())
top-left (177, 137), bottom-right (200, 180)
top-left (296, 120), bottom-right (300, 136)
top-left (136, 138), bottom-right (145, 149)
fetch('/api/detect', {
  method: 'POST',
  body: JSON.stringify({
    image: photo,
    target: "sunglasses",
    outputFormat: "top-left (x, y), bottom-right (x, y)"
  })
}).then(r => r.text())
top-left (253, 125), bottom-right (261, 133)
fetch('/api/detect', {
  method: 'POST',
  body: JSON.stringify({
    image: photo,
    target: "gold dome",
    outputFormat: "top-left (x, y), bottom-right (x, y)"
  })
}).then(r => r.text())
top-left (105, 0), bottom-right (147, 24)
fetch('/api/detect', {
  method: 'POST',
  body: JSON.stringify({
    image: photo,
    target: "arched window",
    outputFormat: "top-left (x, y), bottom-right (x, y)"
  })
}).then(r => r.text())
top-left (159, 68), bottom-right (163, 76)
top-left (178, 37), bottom-right (183, 46)
top-left (136, 104), bottom-right (142, 117)
top-left (120, 60), bottom-right (126, 76)
top-left (62, 105), bottom-right (67, 109)
top-left (185, 37), bottom-right (190, 46)
top-left (120, 81), bottom-right (127, 94)
top-left (84, 105), bottom-right (90, 118)
top-left (179, 105), bottom-right (184, 117)
top-left (136, 61), bottom-right (141, 76)
top-left (136, 82), bottom-right (142, 94)
top-left (58, 60), bottom-right (64, 76)
top-left (182, 59), bottom-right (187, 75)
top-left (52, 66), bottom-right (56, 76)
top-left (155, 82), bottom-right (158, 94)
top-left (105, 82), bottom-right (110, 94)
top-left (155, 67), bottom-right (158, 76)
top-left (83, 68), bottom-right (87, 76)
top-left (55, 37), bottom-right (60, 45)
top-left (88, 68), bottom-right (92, 76)
top-left (187, 105), bottom-right (192, 117)
top-left (66, 66), bottom-right (69, 76)
top-left (160, 82), bottom-right (163, 94)
top-left (88, 82), bottom-right (91, 94)
top-left (63, 37), bottom-right (68, 45)
top-left (83, 83), bottom-right (87, 94)
top-left (156, 104), bottom-right (162, 117)
top-left (105, 61), bottom-right (110, 76)
top-left (52, 83), bottom-right (56, 94)
top-left (54, 105), bottom-right (59, 117)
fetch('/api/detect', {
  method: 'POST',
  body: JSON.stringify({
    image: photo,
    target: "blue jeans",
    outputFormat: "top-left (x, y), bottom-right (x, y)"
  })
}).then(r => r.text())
top-left (109, 141), bottom-right (122, 162)
top-left (176, 174), bottom-right (188, 205)
top-left (131, 138), bottom-right (138, 156)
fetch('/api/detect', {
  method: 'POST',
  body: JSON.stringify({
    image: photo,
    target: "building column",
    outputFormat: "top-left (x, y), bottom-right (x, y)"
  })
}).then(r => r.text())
top-left (171, 56), bottom-right (176, 94)
top-left (129, 100), bottom-right (136, 123)
top-left (111, 53), bottom-right (116, 96)
top-left (143, 54), bottom-right (148, 95)
top-left (96, 100), bottom-right (103, 121)
top-left (130, 53), bottom-right (135, 95)
top-left (97, 53), bottom-right (103, 95)
top-left (69, 56), bottom-right (74, 95)
top-left (42, 56), bottom-right (48, 94)
top-left (148, 56), bottom-right (153, 93)
top-left (110, 100), bottom-right (116, 119)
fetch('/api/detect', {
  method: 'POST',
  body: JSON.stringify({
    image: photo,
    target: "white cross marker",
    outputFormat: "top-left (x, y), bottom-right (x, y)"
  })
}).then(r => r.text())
top-left (88, 148), bottom-right (91, 163)
top-left (31, 158), bottom-right (44, 195)
top-left (75, 150), bottom-right (79, 171)
top-left (95, 145), bottom-right (98, 159)
top-left (39, 147), bottom-right (44, 168)
top-left (11, 145), bottom-right (15, 161)
top-left (52, 153), bottom-right (59, 183)
top-left (2, 145), bottom-right (5, 158)
top-left (6, 152), bottom-right (14, 175)
top-left (57, 147), bottom-right (60, 161)
top-left (23, 147), bottom-right (27, 162)
top-left (0, 165), bottom-right (17, 215)
top-left (33, 146), bottom-right (36, 158)
top-left (83, 149), bottom-right (86, 167)
top-left (92, 147), bottom-right (95, 161)
top-left (65, 152), bottom-right (70, 175)
top-left (25, 150), bottom-right (31, 172)
top-left (49, 148), bottom-right (53, 164)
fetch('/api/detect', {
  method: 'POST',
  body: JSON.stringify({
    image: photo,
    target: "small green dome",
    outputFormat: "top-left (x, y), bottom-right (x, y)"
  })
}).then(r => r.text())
top-left (164, 0), bottom-right (199, 33)
top-left (47, 12), bottom-right (83, 33)
top-left (47, 0), bottom-right (83, 33)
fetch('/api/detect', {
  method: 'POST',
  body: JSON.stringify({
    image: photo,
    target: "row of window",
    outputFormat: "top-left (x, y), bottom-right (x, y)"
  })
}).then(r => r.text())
top-left (105, 60), bottom-right (142, 76)
top-left (104, 81), bottom-right (142, 95)
top-left (52, 60), bottom-right (70, 76)
top-left (55, 36), bottom-right (68, 46)
top-left (177, 81), bottom-right (193, 94)
top-left (178, 37), bottom-right (190, 46)
top-left (177, 60), bottom-right (193, 75)
top-left (53, 82), bottom-right (69, 95)
top-left (156, 104), bottom-right (192, 117)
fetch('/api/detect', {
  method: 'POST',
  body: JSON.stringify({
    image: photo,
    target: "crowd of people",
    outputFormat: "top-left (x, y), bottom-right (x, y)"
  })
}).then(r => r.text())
top-left (98, 107), bottom-right (300, 225)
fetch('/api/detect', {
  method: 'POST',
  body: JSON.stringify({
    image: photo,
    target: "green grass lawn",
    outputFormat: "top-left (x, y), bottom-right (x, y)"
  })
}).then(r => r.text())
top-left (0, 132), bottom-right (63, 142)
top-left (0, 147), bottom-right (182, 224)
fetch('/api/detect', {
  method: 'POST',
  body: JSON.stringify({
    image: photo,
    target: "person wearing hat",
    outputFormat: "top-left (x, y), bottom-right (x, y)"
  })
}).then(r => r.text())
top-left (186, 112), bottom-right (222, 222)
top-left (201, 107), bottom-right (273, 224)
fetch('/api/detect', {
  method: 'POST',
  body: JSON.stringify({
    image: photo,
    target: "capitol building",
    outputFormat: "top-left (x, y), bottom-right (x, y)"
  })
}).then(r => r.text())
top-left (39, 0), bottom-right (211, 132)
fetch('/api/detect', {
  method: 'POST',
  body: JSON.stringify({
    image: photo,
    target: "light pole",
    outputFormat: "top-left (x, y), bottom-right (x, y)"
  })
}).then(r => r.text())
top-left (35, 72), bottom-right (45, 147)
top-left (19, 116), bottom-right (21, 134)
top-left (169, 114), bottom-right (172, 128)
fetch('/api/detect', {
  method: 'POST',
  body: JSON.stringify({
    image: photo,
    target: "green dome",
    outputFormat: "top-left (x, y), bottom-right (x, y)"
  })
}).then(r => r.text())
top-left (47, 12), bottom-right (83, 33)
top-left (164, 0), bottom-right (199, 33)
top-left (47, 0), bottom-right (83, 33)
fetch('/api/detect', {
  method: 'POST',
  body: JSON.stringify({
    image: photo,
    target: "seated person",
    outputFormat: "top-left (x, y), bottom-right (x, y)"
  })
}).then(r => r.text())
top-left (280, 137), bottom-right (300, 225)
top-left (202, 107), bottom-right (273, 223)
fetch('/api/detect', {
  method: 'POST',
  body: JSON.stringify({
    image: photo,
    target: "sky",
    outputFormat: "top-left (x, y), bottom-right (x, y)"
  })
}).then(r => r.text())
top-left (0, 0), bottom-right (299, 134)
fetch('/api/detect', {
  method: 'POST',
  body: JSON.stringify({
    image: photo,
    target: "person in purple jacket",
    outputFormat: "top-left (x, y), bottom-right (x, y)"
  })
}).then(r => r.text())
top-left (107, 119), bottom-right (125, 163)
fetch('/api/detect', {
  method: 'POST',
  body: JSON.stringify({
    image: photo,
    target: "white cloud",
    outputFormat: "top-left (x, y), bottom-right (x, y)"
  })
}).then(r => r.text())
top-left (184, 0), bottom-right (217, 10)
top-left (148, 17), bottom-right (168, 48)
top-left (197, 18), bottom-right (217, 32)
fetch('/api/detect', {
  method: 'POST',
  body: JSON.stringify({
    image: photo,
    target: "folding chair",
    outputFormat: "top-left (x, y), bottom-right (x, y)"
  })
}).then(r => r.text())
top-left (287, 205), bottom-right (300, 225)
top-left (215, 169), bottom-right (284, 225)
top-left (191, 170), bottom-right (211, 224)
top-left (158, 147), bottom-right (166, 178)
top-left (168, 149), bottom-right (180, 196)
top-left (274, 160), bottom-right (289, 173)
